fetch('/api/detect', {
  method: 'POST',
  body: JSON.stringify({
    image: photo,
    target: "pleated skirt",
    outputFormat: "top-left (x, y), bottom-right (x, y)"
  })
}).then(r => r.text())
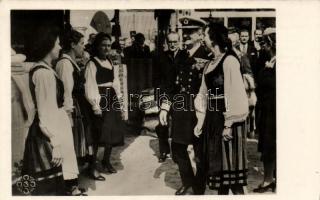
top-left (71, 96), bottom-right (87, 157)
top-left (202, 110), bottom-right (248, 190)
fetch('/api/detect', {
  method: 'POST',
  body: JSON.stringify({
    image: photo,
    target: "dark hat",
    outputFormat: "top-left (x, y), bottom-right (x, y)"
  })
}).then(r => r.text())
top-left (179, 17), bottom-right (206, 29)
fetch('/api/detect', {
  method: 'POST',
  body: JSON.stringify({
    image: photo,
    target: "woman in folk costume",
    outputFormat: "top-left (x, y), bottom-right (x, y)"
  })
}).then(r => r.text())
top-left (56, 29), bottom-right (87, 160)
top-left (21, 27), bottom-right (86, 195)
top-left (194, 23), bottom-right (249, 195)
top-left (253, 28), bottom-right (276, 193)
top-left (84, 32), bottom-right (125, 179)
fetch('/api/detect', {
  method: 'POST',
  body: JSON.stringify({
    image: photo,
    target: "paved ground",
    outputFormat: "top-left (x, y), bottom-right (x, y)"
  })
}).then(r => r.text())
top-left (78, 119), bottom-right (272, 195)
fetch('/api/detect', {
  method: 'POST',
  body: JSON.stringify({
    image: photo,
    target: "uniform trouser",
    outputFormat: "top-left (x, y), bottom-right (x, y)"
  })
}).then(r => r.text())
top-left (155, 124), bottom-right (170, 154)
top-left (171, 136), bottom-right (206, 194)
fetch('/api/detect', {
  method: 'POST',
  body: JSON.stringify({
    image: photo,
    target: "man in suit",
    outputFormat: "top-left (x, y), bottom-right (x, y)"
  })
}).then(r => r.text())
top-left (240, 28), bottom-right (268, 80)
top-left (158, 17), bottom-right (212, 195)
top-left (240, 29), bottom-right (256, 56)
top-left (251, 29), bottom-right (269, 79)
top-left (155, 32), bottom-right (182, 163)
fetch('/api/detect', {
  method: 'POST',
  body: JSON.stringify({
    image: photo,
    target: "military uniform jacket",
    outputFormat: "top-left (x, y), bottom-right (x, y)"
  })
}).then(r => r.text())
top-left (159, 45), bottom-right (212, 145)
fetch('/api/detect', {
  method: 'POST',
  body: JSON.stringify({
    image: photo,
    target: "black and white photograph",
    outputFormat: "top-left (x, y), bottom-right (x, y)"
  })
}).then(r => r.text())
top-left (9, 9), bottom-right (278, 196)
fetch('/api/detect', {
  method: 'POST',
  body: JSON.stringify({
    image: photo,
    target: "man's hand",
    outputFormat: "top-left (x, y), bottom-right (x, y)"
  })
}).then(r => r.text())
top-left (94, 109), bottom-right (102, 116)
top-left (159, 110), bottom-right (168, 126)
top-left (194, 123), bottom-right (203, 137)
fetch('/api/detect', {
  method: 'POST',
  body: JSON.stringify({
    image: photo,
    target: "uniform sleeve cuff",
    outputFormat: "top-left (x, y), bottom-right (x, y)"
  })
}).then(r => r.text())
top-left (160, 100), bottom-right (171, 112)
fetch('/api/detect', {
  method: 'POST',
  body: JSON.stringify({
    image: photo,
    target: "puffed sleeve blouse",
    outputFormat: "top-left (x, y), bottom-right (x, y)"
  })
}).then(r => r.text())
top-left (84, 57), bottom-right (122, 112)
top-left (195, 54), bottom-right (249, 127)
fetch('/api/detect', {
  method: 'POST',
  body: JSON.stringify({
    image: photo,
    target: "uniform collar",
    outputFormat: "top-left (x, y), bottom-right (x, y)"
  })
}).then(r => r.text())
top-left (61, 54), bottom-right (81, 71)
top-left (188, 42), bottom-right (201, 57)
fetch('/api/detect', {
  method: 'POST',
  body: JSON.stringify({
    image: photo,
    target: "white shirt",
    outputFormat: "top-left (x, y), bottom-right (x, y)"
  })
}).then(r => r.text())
top-left (84, 57), bottom-right (122, 112)
top-left (56, 54), bottom-right (81, 112)
top-left (240, 43), bottom-right (248, 54)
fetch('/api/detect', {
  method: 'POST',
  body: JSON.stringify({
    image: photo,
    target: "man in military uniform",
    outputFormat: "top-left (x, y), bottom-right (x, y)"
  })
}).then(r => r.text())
top-left (158, 17), bottom-right (212, 195)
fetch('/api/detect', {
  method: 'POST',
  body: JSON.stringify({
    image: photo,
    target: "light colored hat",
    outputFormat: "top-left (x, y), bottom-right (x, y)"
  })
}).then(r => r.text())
top-left (264, 27), bottom-right (276, 36)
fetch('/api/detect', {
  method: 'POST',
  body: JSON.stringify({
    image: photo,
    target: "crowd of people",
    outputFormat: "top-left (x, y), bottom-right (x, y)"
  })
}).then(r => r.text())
top-left (18, 16), bottom-right (276, 196)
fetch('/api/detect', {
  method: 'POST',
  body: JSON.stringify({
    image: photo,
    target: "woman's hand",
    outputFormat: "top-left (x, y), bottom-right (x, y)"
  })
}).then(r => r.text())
top-left (222, 127), bottom-right (233, 141)
top-left (117, 95), bottom-right (124, 107)
top-left (159, 110), bottom-right (168, 126)
top-left (51, 146), bottom-right (63, 167)
top-left (194, 123), bottom-right (203, 137)
top-left (94, 109), bottom-right (102, 116)
top-left (67, 111), bottom-right (73, 127)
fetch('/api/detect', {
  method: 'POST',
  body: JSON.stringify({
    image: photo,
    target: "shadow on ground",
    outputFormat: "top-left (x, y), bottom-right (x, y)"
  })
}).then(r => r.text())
top-left (78, 133), bottom-right (138, 192)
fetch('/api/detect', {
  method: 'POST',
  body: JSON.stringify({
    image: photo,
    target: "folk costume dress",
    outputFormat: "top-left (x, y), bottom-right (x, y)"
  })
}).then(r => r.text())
top-left (22, 62), bottom-right (79, 194)
top-left (84, 57), bottom-right (125, 146)
top-left (195, 51), bottom-right (249, 190)
top-left (56, 54), bottom-right (87, 158)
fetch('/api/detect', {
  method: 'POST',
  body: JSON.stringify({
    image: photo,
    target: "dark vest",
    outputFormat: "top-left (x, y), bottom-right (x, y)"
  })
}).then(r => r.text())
top-left (29, 65), bottom-right (64, 109)
top-left (204, 51), bottom-right (239, 112)
top-left (57, 57), bottom-right (85, 96)
top-left (90, 57), bottom-right (114, 84)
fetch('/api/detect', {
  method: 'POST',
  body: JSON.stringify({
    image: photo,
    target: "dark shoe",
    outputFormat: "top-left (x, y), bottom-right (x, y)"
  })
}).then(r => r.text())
top-left (175, 185), bottom-right (191, 195)
top-left (89, 173), bottom-right (106, 181)
top-left (158, 153), bottom-right (168, 163)
top-left (102, 162), bottom-right (117, 174)
top-left (66, 186), bottom-right (88, 196)
top-left (88, 169), bottom-right (106, 181)
top-left (253, 182), bottom-right (276, 193)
